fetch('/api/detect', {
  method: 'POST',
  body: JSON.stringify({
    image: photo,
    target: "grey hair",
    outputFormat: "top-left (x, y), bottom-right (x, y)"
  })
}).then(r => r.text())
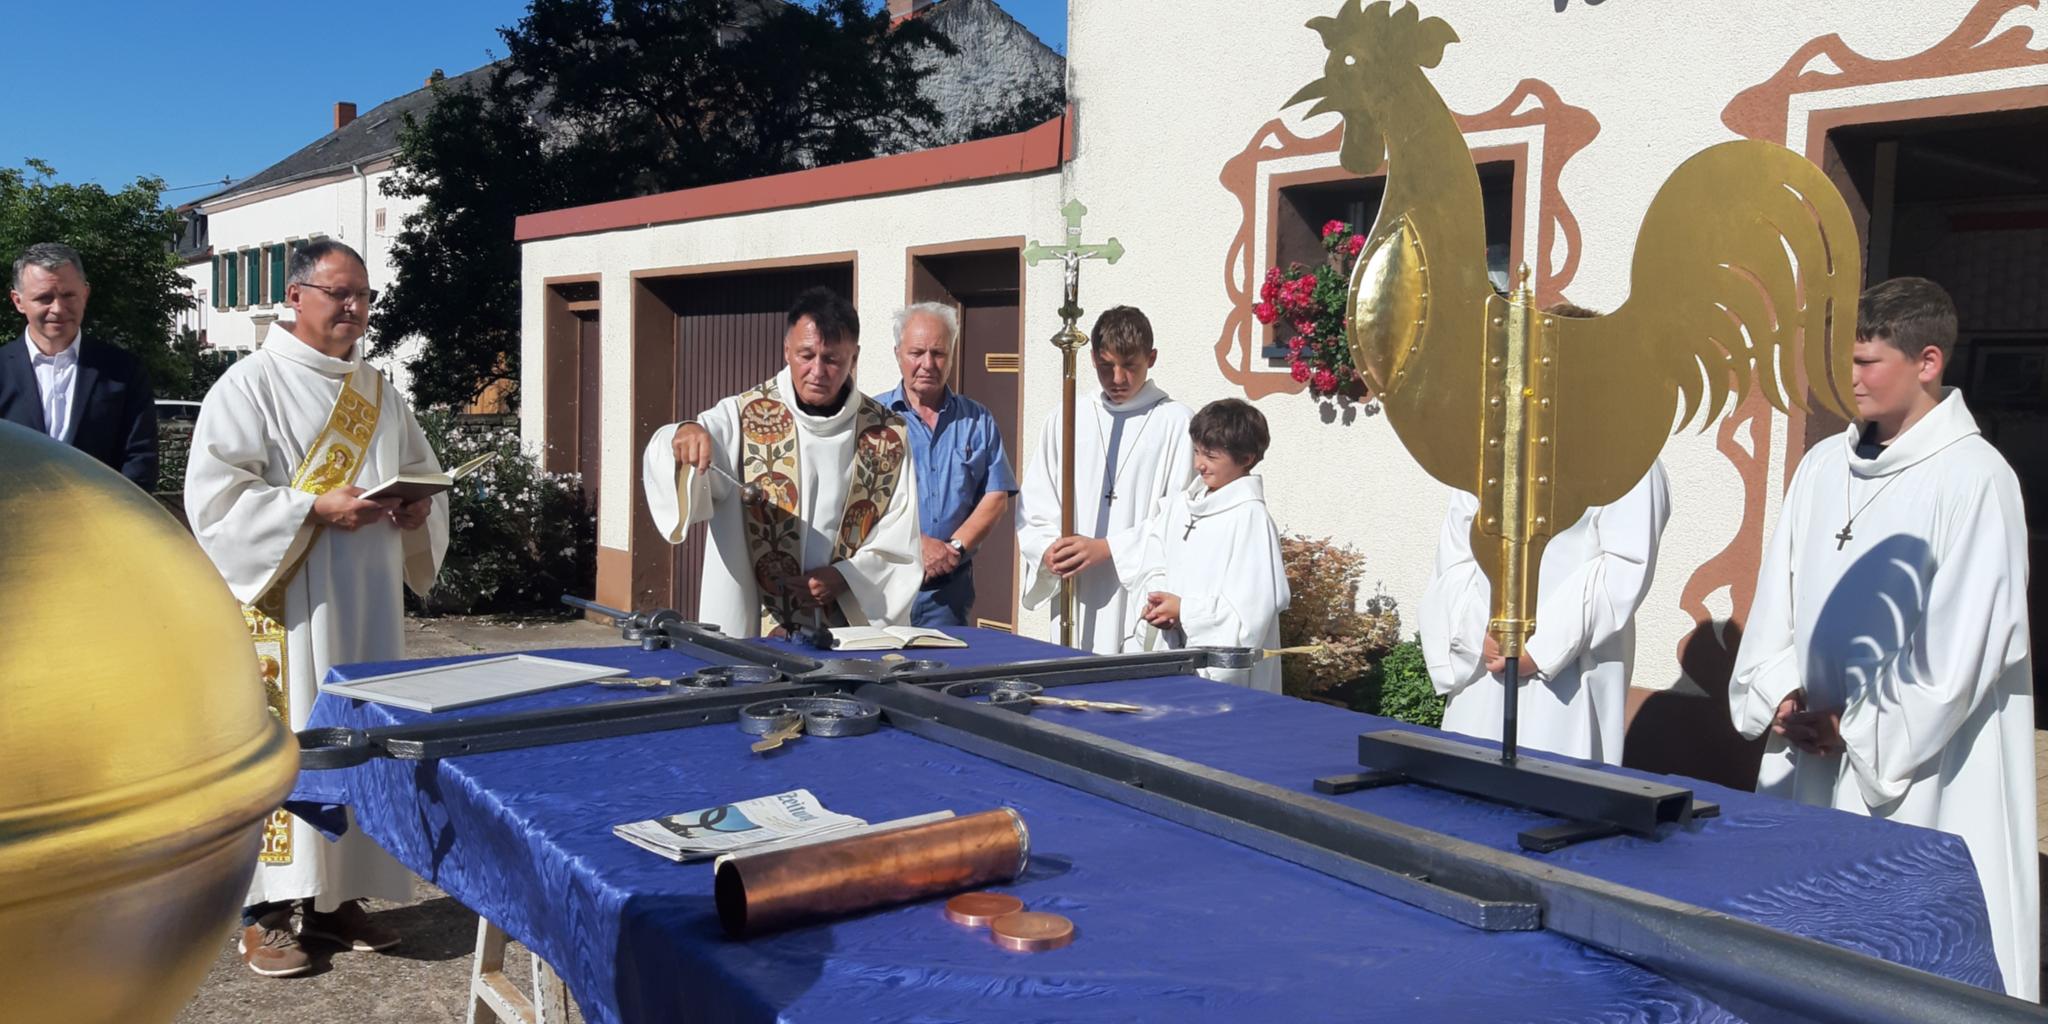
top-left (892, 301), bottom-right (960, 351)
top-left (12, 242), bottom-right (87, 290)
top-left (286, 238), bottom-right (367, 287)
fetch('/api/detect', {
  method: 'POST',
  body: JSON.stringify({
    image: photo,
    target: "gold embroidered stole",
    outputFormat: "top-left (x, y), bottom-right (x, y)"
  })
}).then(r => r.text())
top-left (246, 364), bottom-right (384, 865)
top-left (735, 377), bottom-right (908, 631)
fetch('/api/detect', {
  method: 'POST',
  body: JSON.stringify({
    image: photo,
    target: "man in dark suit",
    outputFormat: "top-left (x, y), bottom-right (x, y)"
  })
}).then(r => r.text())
top-left (2, 242), bottom-right (158, 490)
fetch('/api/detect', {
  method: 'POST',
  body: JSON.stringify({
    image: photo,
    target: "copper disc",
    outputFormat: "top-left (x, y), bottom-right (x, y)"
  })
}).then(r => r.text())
top-left (989, 911), bottom-right (1074, 952)
top-left (944, 892), bottom-right (1024, 927)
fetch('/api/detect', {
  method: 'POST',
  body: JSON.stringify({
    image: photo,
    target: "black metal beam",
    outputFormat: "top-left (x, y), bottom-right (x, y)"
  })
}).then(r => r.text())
top-left (1357, 730), bottom-right (1699, 836)
top-left (859, 680), bottom-right (2040, 1024)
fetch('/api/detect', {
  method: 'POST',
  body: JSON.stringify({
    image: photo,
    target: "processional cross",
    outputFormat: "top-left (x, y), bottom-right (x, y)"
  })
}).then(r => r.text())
top-left (1024, 199), bottom-right (1125, 648)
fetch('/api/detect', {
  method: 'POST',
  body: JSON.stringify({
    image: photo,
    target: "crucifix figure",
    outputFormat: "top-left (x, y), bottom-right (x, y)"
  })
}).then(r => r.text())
top-left (1024, 199), bottom-right (1125, 648)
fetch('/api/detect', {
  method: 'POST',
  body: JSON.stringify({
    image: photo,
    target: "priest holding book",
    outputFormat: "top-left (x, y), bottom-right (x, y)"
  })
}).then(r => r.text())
top-left (184, 239), bottom-right (447, 977)
top-left (643, 287), bottom-right (923, 637)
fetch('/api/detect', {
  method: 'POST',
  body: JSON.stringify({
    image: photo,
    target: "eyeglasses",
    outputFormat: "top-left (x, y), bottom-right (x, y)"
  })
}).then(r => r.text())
top-left (295, 282), bottom-right (379, 309)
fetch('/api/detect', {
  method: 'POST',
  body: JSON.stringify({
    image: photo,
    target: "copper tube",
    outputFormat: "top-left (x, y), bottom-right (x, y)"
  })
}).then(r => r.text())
top-left (715, 809), bottom-right (1030, 938)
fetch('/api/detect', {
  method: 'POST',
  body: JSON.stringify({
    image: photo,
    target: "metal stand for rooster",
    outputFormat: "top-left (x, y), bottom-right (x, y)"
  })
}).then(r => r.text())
top-left (1288, 0), bottom-right (1862, 852)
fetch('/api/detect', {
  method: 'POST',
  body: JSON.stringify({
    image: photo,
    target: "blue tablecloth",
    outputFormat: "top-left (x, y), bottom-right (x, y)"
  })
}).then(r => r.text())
top-left (293, 629), bottom-right (2000, 1023)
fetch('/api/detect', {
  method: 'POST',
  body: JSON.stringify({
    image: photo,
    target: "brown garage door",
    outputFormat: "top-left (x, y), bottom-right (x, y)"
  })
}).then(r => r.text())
top-left (666, 265), bottom-right (855, 618)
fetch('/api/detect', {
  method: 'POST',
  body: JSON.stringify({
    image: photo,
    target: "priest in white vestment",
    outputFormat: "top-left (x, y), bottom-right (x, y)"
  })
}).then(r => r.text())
top-left (643, 287), bottom-right (921, 636)
top-left (1125, 399), bottom-right (1291, 690)
top-left (1729, 278), bottom-right (2036, 998)
top-left (184, 241), bottom-right (446, 976)
top-left (1018, 306), bottom-right (1194, 653)
top-left (1420, 462), bottom-right (1670, 764)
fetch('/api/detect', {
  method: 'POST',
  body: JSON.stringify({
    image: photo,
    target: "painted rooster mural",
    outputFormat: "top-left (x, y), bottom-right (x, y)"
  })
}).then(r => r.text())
top-left (1288, 0), bottom-right (1861, 646)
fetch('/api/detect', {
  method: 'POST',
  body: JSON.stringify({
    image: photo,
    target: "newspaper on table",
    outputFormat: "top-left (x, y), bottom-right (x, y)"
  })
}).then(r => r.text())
top-left (613, 789), bottom-right (869, 863)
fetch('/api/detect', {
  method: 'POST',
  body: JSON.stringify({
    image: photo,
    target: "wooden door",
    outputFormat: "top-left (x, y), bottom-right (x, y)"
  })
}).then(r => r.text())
top-left (574, 311), bottom-right (602, 509)
top-left (665, 265), bottom-right (854, 618)
top-left (909, 249), bottom-right (1023, 630)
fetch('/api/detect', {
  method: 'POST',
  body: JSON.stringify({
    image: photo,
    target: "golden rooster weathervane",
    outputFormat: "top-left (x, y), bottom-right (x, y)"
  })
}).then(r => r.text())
top-left (1290, 1), bottom-right (1860, 763)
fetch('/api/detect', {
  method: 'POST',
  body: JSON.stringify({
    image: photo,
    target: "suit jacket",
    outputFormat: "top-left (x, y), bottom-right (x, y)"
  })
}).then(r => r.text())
top-left (0, 335), bottom-right (159, 490)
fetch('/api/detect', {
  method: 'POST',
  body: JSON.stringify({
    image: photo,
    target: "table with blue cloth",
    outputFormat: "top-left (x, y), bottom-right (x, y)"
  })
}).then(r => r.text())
top-left (293, 628), bottom-right (2002, 1023)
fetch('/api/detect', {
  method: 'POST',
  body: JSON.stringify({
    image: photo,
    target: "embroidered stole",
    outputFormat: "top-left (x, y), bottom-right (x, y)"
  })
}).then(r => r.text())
top-left (735, 376), bottom-right (907, 631)
top-left (246, 364), bottom-right (384, 865)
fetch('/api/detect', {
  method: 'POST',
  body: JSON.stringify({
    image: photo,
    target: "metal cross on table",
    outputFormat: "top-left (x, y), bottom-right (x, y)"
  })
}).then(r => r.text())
top-left (1024, 199), bottom-right (1125, 324)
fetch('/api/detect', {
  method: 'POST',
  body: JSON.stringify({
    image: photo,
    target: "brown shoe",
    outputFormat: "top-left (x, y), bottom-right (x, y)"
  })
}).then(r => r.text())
top-left (238, 910), bottom-right (312, 977)
top-left (300, 900), bottom-right (400, 952)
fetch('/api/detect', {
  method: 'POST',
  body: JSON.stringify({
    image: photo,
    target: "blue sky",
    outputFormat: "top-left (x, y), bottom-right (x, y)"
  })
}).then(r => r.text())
top-left (0, 0), bottom-right (1066, 198)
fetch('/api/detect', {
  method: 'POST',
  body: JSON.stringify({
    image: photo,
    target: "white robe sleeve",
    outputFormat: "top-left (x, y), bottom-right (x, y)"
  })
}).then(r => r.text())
top-left (834, 452), bottom-right (922, 627)
top-left (393, 398), bottom-right (450, 597)
top-left (1834, 473), bottom-right (2032, 807)
top-left (183, 377), bottom-right (320, 606)
top-left (641, 406), bottom-right (738, 544)
top-left (1179, 511), bottom-right (1289, 653)
top-left (1521, 464), bottom-right (1671, 681)
top-left (1107, 415), bottom-right (1193, 578)
top-left (1419, 491), bottom-right (1490, 699)
top-left (1729, 459), bottom-right (1817, 740)
top-left (1017, 409), bottom-right (1063, 610)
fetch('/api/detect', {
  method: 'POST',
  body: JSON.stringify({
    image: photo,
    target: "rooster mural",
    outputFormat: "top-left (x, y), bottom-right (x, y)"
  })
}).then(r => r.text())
top-left (1288, 0), bottom-right (1861, 656)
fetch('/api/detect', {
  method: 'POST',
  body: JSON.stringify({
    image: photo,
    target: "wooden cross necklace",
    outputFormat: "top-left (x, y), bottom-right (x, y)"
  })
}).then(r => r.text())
top-left (1181, 510), bottom-right (1221, 540)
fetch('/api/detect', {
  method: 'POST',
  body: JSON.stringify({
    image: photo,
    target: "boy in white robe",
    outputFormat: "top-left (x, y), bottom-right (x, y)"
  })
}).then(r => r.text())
top-left (1419, 462), bottom-right (1670, 764)
top-left (185, 241), bottom-right (447, 976)
top-left (1017, 306), bottom-right (1194, 652)
top-left (1125, 399), bottom-right (1291, 691)
top-left (644, 287), bottom-right (922, 636)
top-left (1729, 277), bottom-right (2036, 998)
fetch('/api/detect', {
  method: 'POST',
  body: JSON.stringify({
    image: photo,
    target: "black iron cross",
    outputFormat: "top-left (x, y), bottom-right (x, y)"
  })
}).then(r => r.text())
top-left (1835, 524), bottom-right (1853, 550)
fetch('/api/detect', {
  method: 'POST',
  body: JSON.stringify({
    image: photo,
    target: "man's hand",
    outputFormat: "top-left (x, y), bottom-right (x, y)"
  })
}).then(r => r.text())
top-left (778, 566), bottom-right (848, 607)
top-left (1481, 633), bottom-right (1537, 678)
top-left (1783, 704), bottom-right (1845, 757)
top-left (311, 486), bottom-right (399, 531)
top-left (1045, 536), bottom-right (1111, 578)
top-left (390, 497), bottom-right (433, 531)
top-left (671, 423), bottom-right (714, 473)
top-left (1141, 591), bottom-right (1181, 629)
top-left (921, 536), bottom-right (961, 580)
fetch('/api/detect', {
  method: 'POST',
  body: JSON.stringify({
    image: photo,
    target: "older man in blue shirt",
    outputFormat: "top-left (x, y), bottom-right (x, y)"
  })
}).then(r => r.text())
top-left (879, 302), bottom-right (1020, 627)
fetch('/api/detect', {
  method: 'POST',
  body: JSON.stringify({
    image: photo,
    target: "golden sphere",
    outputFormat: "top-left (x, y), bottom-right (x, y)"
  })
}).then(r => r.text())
top-left (0, 419), bottom-right (298, 1021)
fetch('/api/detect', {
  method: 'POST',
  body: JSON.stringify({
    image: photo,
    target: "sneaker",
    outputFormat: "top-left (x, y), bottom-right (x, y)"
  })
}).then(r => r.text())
top-left (300, 900), bottom-right (400, 953)
top-left (238, 910), bottom-right (312, 978)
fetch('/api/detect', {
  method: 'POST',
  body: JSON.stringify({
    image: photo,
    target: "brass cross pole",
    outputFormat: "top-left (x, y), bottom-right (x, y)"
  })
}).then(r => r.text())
top-left (1024, 199), bottom-right (1125, 648)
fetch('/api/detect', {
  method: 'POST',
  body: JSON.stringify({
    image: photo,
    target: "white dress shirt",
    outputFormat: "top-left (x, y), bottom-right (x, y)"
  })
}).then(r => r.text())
top-left (24, 332), bottom-right (82, 441)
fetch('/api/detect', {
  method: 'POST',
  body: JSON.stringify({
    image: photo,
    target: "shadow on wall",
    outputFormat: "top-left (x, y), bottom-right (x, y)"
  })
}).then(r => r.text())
top-left (1623, 619), bottom-right (1766, 791)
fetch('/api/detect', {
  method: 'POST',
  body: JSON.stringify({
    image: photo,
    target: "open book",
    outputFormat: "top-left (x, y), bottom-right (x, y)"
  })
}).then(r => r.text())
top-left (825, 625), bottom-right (967, 651)
top-left (359, 452), bottom-right (498, 503)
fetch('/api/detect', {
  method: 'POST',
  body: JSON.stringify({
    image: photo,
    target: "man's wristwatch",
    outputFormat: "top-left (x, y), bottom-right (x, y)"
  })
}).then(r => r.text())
top-left (946, 538), bottom-right (966, 556)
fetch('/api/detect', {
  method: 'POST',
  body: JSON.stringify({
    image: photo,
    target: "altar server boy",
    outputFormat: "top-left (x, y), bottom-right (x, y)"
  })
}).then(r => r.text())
top-left (1123, 398), bottom-right (1291, 691)
top-left (1728, 277), bottom-right (2036, 998)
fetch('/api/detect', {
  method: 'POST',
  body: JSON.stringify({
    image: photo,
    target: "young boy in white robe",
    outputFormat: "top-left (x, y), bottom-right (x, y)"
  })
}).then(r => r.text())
top-left (1018, 306), bottom-right (1194, 652)
top-left (1728, 277), bottom-right (2037, 999)
top-left (1420, 303), bottom-right (1671, 765)
top-left (1123, 399), bottom-right (1291, 691)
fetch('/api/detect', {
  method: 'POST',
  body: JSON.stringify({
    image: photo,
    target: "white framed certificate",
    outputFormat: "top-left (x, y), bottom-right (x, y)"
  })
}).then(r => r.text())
top-left (319, 654), bottom-right (627, 713)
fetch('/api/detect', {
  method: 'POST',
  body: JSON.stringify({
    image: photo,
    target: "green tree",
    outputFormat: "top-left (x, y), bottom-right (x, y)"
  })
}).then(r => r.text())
top-left (0, 160), bottom-right (194, 393)
top-left (371, 0), bottom-right (987, 410)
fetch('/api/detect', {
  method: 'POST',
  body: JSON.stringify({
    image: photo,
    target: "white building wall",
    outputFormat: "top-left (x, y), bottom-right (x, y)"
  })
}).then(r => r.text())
top-left (199, 165), bottom-right (428, 397)
top-left (520, 0), bottom-right (2048, 692)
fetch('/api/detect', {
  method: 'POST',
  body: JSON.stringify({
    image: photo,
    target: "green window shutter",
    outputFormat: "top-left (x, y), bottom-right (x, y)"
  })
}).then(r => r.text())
top-left (225, 255), bottom-right (239, 308)
top-left (244, 251), bottom-right (259, 306)
top-left (271, 245), bottom-right (287, 303)
top-left (211, 257), bottom-right (222, 310)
